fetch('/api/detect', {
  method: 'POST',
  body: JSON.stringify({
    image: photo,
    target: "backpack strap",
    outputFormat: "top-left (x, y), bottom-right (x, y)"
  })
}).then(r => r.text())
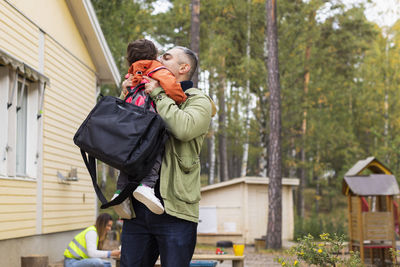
top-left (80, 149), bottom-right (139, 209)
top-left (147, 66), bottom-right (167, 77)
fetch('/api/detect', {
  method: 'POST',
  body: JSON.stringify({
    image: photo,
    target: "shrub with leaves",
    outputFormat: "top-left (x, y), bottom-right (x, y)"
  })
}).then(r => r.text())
top-left (275, 233), bottom-right (363, 267)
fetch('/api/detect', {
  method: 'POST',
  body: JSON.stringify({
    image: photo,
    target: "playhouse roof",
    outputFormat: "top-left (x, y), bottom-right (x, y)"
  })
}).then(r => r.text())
top-left (343, 174), bottom-right (400, 196)
top-left (345, 156), bottom-right (392, 176)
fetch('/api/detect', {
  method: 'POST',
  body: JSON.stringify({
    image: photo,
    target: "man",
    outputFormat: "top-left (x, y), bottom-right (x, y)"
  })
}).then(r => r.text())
top-left (120, 46), bottom-right (216, 267)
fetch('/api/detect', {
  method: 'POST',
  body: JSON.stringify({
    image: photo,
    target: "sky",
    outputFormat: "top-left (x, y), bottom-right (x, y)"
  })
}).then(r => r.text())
top-left (153, 0), bottom-right (400, 28)
top-left (349, 0), bottom-right (400, 27)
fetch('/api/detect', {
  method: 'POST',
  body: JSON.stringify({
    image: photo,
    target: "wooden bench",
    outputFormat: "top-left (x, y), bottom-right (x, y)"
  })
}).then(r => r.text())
top-left (116, 254), bottom-right (245, 267)
top-left (192, 254), bottom-right (245, 267)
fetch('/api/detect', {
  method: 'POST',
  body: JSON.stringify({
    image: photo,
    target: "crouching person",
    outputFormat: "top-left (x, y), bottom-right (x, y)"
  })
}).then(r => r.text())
top-left (64, 213), bottom-right (120, 267)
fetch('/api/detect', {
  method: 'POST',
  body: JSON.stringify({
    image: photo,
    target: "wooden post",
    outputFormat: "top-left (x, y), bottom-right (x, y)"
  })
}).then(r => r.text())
top-left (357, 197), bottom-right (364, 264)
top-left (21, 255), bottom-right (48, 267)
top-left (347, 195), bottom-right (353, 251)
top-left (389, 196), bottom-right (397, 264)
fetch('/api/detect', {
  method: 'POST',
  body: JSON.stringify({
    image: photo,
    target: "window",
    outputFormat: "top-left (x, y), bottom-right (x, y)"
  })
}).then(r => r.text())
top-left (0, 67), bottom-right (44, 180)
top-left (16, 81), bottom-right (28, 176)
top-left (0, 48), bottom-right (48, 180)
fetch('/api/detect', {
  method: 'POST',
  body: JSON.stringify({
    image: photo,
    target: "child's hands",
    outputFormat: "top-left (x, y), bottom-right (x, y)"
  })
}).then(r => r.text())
top-left (143, 76), bottom-right (160, 95)
top-left (121, 74), bottom-right (133, 93)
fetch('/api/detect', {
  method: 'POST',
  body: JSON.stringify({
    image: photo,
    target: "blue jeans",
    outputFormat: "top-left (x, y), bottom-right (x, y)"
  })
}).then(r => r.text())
top-left (120, 199), bottom-right (197, 267)
top-left (64, 257), bottom-right (111, 267)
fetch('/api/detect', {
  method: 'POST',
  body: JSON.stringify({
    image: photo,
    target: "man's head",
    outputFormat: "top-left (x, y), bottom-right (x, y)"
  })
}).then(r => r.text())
top-left (158, 46), bottom-right (198, 82)
top-left (127, 39), bottom-right (158, 66)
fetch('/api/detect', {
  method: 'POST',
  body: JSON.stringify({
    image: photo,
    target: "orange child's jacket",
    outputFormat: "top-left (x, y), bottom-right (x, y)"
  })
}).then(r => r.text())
top-left (128, 60), bottom-right (187, 104)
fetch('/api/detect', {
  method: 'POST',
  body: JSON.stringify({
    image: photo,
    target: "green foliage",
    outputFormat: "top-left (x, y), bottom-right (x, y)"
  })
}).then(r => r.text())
top-left (91, 0), bottom-right (156, 96)
top-left (294, 214), bottom-right (347, 242)
top-left (276, 233), bottom-right (363, 267)
top-left (91, 1), bottom-right (400, 230)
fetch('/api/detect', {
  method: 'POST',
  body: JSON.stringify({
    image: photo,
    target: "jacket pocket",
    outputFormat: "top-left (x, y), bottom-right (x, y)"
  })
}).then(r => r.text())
top-left (172, 154), bottom-right (201, 204)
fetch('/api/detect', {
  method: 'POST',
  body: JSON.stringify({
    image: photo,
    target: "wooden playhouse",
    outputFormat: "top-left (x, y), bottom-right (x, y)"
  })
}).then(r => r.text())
top-left (343, 157), bottom-right (400, 265)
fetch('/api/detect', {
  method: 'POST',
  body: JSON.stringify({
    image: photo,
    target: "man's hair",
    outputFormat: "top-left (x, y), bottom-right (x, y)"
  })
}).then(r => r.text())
top-left (175, 46), bottom-right (198, 80)
top-left (127, 39), bottom-right (157, 66)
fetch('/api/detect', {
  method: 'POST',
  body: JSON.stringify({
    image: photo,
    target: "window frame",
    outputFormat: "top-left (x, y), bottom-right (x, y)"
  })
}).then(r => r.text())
top-left (0, 67), bottom-right (41, 181)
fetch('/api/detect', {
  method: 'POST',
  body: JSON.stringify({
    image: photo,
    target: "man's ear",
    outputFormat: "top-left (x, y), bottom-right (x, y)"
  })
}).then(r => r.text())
top-left (179, 63), bottom-right (190, 75)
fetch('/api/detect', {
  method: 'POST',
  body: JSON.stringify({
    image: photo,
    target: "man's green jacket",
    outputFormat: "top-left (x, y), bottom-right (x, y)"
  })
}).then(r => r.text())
top-left (145, 86), bottom-right (216, 223)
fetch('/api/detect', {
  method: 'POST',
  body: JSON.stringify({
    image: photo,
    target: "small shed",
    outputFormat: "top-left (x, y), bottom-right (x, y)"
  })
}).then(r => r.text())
top-left (197, 176), bottom-right (299, 245)
top-left (343, 157), bottom-right (399, 265)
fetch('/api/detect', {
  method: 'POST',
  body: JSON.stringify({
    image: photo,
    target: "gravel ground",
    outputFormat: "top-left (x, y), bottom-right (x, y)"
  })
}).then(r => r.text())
top-left (105, 240), bottom-right (289, 267)
top-left (194, 242), bottom-right (296, 267)
top-left (195, 246), bottom-right (283, 267)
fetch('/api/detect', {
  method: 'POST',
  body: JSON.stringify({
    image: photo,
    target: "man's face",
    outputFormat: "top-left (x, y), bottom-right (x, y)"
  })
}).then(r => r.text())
top-left (159, 48), bottom-right (188, 81)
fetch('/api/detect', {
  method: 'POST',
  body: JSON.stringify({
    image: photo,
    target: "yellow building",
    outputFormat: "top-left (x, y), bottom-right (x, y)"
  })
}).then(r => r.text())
top-left (197, 177), bottom-right (299, 245)
top-left (0, 0), bottom-right (120, 265)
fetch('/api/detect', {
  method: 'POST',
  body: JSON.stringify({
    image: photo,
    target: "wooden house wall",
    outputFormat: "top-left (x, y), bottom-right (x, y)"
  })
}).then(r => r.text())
top-left (0, 0), bottom-right (98, 239)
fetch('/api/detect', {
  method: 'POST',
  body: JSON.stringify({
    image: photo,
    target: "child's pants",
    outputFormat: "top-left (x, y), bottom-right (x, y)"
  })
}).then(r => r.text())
top-left (117, 153), bottom-right (162, 190)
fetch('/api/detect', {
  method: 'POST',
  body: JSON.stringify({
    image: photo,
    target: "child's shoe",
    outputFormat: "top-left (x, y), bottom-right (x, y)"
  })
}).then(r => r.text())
top-left (111, 191), bottom-right (132, 219)
top-left (133, 185), bottom-right (164, 215)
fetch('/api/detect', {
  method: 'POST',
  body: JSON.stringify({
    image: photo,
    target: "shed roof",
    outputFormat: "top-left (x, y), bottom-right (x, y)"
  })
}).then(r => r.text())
top-left (343, 174), bottom-right (400, 196)
top-left (66, 0), bottom-right (120, 86)
top-left (345, 156), bottom-right (392, 176)
top-left (201, 176), bottom-right (300, 193)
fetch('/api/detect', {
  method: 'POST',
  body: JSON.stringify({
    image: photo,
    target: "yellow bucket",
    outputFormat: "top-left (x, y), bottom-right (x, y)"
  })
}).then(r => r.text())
top-left (233, 244), bottom-right (245, 256)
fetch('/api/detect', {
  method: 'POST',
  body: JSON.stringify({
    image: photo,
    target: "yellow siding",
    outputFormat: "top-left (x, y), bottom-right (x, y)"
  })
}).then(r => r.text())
top-left (0, 179), bottom-right (36, 239)
top-left (0, 1), bottom-right (39, 69)
top-left (42, 33), bottom-right (96, 234)
top-left (6, 0), bottom-right (95, 69)
top-left (0, 0), bottom-right (99, 238)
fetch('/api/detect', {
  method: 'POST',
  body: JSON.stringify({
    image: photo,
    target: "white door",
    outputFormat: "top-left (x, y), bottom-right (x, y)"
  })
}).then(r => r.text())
top-left (198, 206), bottom-right (217, 233)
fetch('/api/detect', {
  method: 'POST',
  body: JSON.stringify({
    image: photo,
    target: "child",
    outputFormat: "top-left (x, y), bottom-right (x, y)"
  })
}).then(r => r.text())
top-left (112, 39), bottom-right (187, 218)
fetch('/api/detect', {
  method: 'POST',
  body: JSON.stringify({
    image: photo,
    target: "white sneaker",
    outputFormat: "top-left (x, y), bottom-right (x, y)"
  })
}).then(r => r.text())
top-left (111, 192), bottom-right (132, 219)
top-left (133, 185), bottom-right (164, 215)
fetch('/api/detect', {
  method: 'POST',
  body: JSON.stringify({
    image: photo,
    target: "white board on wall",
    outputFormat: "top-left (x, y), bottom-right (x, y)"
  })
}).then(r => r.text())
top-left (198, 206), bottom-right (217, 233)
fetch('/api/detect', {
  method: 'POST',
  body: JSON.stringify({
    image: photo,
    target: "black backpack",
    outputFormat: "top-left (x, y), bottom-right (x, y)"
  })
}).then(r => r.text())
top-left (73, 87), bottom-right (168, 209)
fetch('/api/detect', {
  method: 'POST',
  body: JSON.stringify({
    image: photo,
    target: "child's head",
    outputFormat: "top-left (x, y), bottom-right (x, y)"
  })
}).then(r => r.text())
top-left (126, 39), bottom-right (157, 66)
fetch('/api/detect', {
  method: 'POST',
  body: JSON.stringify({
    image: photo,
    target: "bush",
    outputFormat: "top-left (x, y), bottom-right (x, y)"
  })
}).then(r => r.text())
top-left (294, 213), bottom-right (347, 241)
top-left (275, 233), bottom-right (363, 267)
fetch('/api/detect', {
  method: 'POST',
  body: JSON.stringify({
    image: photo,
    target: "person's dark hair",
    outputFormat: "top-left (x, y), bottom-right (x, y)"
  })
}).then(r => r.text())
top-left (127, 39), bottom-right (158, 66)
top-left (95, 213), bottom-right (112, 249)
top-left (175, 46), bottom-right (198, 80)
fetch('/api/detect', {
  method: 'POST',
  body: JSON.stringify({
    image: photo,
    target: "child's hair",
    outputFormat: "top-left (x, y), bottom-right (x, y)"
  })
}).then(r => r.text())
top-left (127, 39), bottom-right (157, 66)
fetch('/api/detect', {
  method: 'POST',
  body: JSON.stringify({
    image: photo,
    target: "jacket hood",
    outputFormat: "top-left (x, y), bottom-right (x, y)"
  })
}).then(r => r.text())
top-left (206, 95), bottom-right (217, 117)
top-left (185, 88), bottom-right (217, 117)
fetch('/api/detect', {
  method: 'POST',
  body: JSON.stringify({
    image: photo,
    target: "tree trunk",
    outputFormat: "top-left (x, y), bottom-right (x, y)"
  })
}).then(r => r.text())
top-left (241, 0), bottom-right (252, 178)
top-left (258, 93), bottom-right (268, 177)
top-left (21, 256), bottom-right (48, 267)
top-left (218, 60), bottom-right (229, 182)
top-left (208, 120), bottom-right (216, 184)
top-left (265, 0), bottom-right (282, 249)
top-left (190, 0), bottom-right (200, 87)
top-left (259, 4), bottom-right (269, 178)
top-left (101, 162), bottom-right (107, 189)
top-left (384, 38), bottom-right (389, 163)
top-left (208, 73), bottom-right (216, 184)
top-left (289, 137), bottom-right (296, 177)
top-left (108, 166), bottom-right (115, 180)
top-left (297, 8), bottom-right (314, 217)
